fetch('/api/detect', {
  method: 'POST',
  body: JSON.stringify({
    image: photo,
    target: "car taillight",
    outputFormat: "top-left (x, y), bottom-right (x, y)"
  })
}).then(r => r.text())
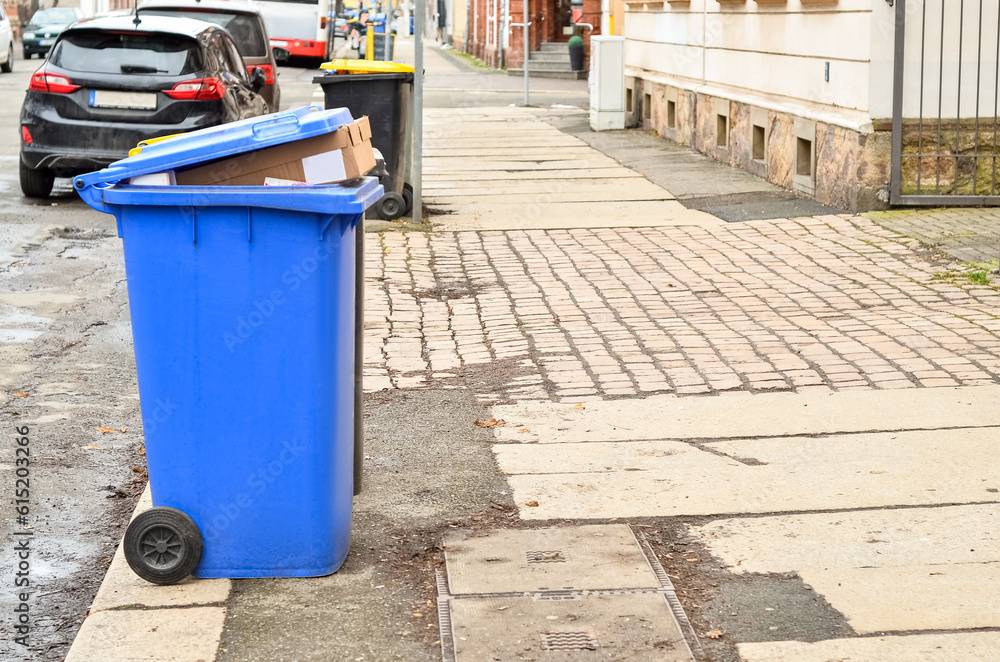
top-left (163, 78), bottom-right (224, 101)
top-left (21, 126), bottom-right (33, 144)
top-left (320, 16), bottom-right (327, 29)
top-left (246, 64), bottom-right (275, 85)
top-left (29, 70), bottom-right (80, 94)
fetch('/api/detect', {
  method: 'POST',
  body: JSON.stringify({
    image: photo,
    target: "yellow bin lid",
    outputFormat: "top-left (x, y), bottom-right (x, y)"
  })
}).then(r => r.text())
top-left (129, 133), bottom-right (185, 157)
top-left (319, 60), bottom-right (415, 74)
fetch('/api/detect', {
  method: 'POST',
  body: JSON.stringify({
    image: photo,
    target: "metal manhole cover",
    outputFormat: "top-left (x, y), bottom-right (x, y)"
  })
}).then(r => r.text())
top-left (525, 550), bottom-right (567, 564)
top-left (540, 631), bottom-right (599, 651)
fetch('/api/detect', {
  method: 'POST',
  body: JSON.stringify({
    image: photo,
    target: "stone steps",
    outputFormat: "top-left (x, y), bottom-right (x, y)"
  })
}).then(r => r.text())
top-left (507, 42), bottom-right (585, 79)
top-left (506, 67), bottom-right (587, 80)
top-left (529, 51), bottom-right (571, 63)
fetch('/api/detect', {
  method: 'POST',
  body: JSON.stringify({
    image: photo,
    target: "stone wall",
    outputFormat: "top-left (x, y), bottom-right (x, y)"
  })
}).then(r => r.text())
top-left (896, 120), bottom-right (1000, 197)
top-left (626, 75), bottom-right (892, 212)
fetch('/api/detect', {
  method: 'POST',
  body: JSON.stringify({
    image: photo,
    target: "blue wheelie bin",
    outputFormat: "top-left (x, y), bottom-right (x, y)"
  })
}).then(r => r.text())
top-left (74, 107), bottom-right (382, 583)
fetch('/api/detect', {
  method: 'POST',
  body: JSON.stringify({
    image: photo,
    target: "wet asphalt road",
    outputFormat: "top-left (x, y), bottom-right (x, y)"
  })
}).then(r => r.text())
top-left (0, 54), bottom-right (327, 662)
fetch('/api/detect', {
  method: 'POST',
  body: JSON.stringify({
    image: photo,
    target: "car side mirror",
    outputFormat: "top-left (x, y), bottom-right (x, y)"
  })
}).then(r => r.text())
top-left (250, 67), bottom-right (267, 92)
top-left (271, 46), bottom-right (290, 62)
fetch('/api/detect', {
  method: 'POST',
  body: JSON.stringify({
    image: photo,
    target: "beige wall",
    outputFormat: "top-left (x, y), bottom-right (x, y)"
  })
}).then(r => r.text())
top-left (452, 0), bottom-right (468, 47)
top-left (624, 0), bottom-right (877, 126)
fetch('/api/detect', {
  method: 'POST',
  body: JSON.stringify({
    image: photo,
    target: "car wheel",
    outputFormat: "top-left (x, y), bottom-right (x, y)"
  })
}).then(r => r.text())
top-left (22, 49), bottom-right (30, 60)
top-left (19, 159), bottom-right (54, 198)
top-left (1, 44), bottom-right (12, 73)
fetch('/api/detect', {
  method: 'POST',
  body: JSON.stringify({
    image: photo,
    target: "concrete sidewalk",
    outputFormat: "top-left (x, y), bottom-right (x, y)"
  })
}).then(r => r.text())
top-left (63, 39), bottom-right (1000, 662)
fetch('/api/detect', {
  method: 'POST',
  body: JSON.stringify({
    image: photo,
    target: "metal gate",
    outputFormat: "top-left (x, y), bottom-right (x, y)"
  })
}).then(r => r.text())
top-left (891, 0), bottom-right (1000, 205)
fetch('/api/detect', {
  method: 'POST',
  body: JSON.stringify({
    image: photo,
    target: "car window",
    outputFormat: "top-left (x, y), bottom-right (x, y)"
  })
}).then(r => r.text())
top-left (139, 10), bottom-right (267, 57)
top-left (29, 9), bottom-right (80, 26)
top-left (49, 30), bottom-right (204, 76)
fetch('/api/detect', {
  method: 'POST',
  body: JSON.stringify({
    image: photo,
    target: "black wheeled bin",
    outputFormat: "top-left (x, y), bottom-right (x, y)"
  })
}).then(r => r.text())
top-left (314, 60), bottom-right (414, 221)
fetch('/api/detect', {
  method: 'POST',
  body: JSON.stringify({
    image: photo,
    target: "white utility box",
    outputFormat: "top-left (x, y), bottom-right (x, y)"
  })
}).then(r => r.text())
top-left (589, 36), bottom-right (625, 131)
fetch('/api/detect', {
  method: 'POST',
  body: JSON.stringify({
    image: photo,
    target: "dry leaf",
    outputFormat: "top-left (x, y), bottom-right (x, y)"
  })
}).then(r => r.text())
top-left (132, 468), bottom-right (143, 473)
top-left (412, 612), bottom-right (423, 618)
top-left (686, 558), bottom-right (700, 563)
top-left (81, 445), bottom-right (102, 450)
top-left (704, 628), bottom-right (724, 639)
top-left (120, 427), bottom-right (128, 433)
top-left (139, 449), bottom-right (146, 455)
top-left (13, 393), bottom-right (28, 397)
top-left (525, 500), bottom-right (539, 507)
top-left (574, 403), bottom-right (584, 409)
top-left (474, 418), bottom-right (505, 428)
top-left (96, 427), bottom-right (117, 434)
top-left (517, 427), bottom-right (529, 433)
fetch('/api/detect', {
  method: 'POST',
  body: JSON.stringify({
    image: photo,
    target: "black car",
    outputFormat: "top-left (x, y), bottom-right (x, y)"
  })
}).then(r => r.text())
top-left (138, 1), bottom-right (282, 111)
top-left (19, 15), bottom-right (269, 198)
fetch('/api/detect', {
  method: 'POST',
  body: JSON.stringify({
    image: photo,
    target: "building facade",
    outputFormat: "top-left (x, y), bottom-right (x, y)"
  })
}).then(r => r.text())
top-left (623, 0), bottom-right (902, 211)
top-left (459, 0), bottom-right (603, 71)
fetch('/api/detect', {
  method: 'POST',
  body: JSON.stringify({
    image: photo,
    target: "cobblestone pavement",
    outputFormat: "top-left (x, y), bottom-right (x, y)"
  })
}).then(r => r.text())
top-left (866, 207), bottom-right (1000, 263)
top-left (362, 214), bottom-right (1000, 403)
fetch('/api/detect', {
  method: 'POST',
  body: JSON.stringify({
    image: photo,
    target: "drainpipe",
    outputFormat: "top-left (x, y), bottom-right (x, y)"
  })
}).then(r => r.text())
top-left (701, 0), bottom-right (707, 85)
top-left (499, 0), bottom-right (507, 68)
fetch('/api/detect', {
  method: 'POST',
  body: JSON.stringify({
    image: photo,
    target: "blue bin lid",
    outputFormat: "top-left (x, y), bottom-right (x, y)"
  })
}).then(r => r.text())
top-left (73, 105), bottom-right (355, 191)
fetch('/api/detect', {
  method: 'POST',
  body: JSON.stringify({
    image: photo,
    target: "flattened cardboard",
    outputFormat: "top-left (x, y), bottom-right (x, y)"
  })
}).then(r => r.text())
top-left (174, 117), bottom-right (376, 187)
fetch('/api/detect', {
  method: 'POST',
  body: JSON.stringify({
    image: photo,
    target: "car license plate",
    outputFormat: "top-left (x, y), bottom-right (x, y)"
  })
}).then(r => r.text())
top-left (270, 40), bottom-right (288, 47)
top-left (40, 39), bottom-right (55, 46)
top-left (89, 90), bottom-right (157, 110)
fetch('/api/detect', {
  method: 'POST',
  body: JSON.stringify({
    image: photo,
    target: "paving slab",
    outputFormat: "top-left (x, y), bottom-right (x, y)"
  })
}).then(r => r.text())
top-left (422, 158), bottom-right (623, 171)
top-left (423, 168), bottom-right (643, 182)
top-left (450, 593), bottom-right (693, 662)
top-left (422, 178), bottom-right (672, 199)
top-left (64, 607), bottom-right (227, 662)
top-left (866, 208), bottom-right (1000, 264)
top-left (498, 427), bottom-right (1000, 519)
top-left (431, 202), bottom-right (722, 231)
top-left (491, 386), bottom-right (1000, 444)
top-left (444, 525), bottom-right (660, 595)
top-left (799, 563), bottom-right (1000, 633)
top-left (91, 542), bottom-right (230, 613)
top-left (699, 503), bottom-right (1000, 571)
top-left (692, 503), bottom-right (1000, 574)
top-left (421, 105), bottom-right (708, 232)
top-left (738, 632), bottom-right (1000, 662)
top-left (425, 147), bottom-right (600, 158)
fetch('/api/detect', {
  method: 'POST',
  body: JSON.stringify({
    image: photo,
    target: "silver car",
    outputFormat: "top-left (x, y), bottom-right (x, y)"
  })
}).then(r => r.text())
top-left (1, 9), bottom-right (15, 71)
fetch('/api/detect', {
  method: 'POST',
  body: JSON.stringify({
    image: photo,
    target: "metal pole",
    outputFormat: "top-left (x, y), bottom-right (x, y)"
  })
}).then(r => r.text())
top-left (523, 0), bottom-right (529, 105)
top-left (413, 0), bottom-right (423, 224)
top-left (889, 0), bottom-right (905, 205)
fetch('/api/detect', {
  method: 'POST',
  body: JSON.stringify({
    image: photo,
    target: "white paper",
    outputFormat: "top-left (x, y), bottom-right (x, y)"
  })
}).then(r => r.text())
top-left (301, 149), bottom-right (347, 184)
top-left (129, 171), bottom-right (176, 186)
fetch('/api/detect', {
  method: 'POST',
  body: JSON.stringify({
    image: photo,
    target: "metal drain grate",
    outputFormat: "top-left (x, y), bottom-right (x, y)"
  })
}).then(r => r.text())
top-left (540, 631), bottom-right (599, 651)
top-left (525, 550), bottom-right (567, 564)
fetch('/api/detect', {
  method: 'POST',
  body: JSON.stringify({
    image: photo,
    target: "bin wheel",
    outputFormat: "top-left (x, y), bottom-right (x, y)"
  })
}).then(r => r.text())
top-left (401, 183), bottom-right (413, 217)
top-left (374, 192), bottom-right (406, 221)
top-left (123, 507), bottom-right (203, 585)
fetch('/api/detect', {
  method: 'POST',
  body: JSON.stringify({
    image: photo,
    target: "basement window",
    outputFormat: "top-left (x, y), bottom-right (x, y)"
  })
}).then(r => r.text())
top-left (796, 137), bottom-right (813, 176)
top-left (626, 88), bottom-right (633, 113)
top-left (716, 114), bottom-right (728, 147)
top-left (643, 93), bottom-right (652, 120)
top-left (667, 100), bottom-right (676, 128)
top-left (752, 124), bottom-right (765, 160)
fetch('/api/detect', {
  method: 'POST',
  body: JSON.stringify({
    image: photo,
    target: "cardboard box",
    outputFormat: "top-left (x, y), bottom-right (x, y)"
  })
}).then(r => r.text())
top-left (174, 117), bottom-right (376, 187)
